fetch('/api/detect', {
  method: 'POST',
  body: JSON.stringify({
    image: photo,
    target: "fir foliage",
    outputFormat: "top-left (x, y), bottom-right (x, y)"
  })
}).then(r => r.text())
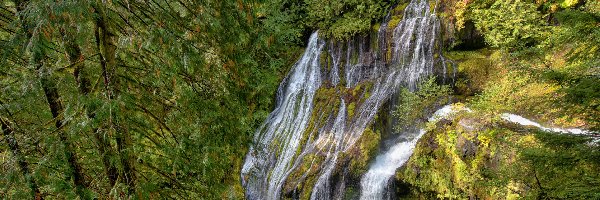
top-left (0, 0), bottom-right (299, 198)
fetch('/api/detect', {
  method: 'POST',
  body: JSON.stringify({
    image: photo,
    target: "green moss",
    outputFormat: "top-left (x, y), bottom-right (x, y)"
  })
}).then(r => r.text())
top-left (429, 0), bottom-right (436, 13)
top-left (350, 48), bottom-right (359, 65)
top-left (284, 152), bottom-right (326, 199)
top-left (320, 51), bottom-right (331, 72)
top-left (301, 153), bottom-right (326, 199)
top-left (394, 3), bottom-right (409, 15)
top-left (386, 46), bottom-right (392, 63)
top-left (397, 117), bottom-right (494, 199)
top-left (386, 3), bottom-right (409, 32)
top-left (347, 102), bottom-right (356, 119)
top-left (387, 15), bottom-right (403, 32)
top-left (362, 82), bottom-right (373, 99)
top-left (397, 112), bottom-right (600, 199)
top-left (295, 87), bottom-right (341, 159)
top-left (351, 84), bottom-right (362, 97)
top-left (444, 48), bottom-right (496, 95)
top-left (349, 127), bottom-right (380, 176)
top-left (344, 186), bottom-right (359, 199)
top-left (284, 81), bottom-right (381, 196)
top-left (372, 23), bottom-right (381, 33)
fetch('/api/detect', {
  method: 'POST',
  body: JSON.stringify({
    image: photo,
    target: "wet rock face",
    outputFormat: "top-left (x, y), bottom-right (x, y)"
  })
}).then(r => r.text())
top-left (457, 118), bottom-right (484, 160)
top-left (242, 0), bottom-right (452, 198)
top-left (456, 118), bottom-right (484, 161)
top-left (456, 131), bottom-right (479, 159)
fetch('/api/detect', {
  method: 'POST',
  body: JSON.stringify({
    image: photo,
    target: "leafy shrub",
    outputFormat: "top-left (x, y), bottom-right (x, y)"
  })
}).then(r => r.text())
top-left (305, 0), bottom-right (391, 39)
top-left (470, 0), bottom-right (548, 49)
top-left (393, 77), bottom-right (451, 131)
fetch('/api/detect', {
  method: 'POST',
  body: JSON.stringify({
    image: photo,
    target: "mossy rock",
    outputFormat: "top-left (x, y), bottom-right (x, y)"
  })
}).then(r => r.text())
top-left (444, 48), bottom-right (497, 96)
top-left (385, 2), bottom-right (410, 33)
top-left (347, 127), bottom-right (381, 176)
top-left (394, 110), bottom-right (600, 199)
top-left (283, 153), bottom-right (326, 198)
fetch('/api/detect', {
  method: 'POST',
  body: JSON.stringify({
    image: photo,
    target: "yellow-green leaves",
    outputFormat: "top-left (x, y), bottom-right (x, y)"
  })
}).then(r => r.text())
top-left (304, 0), bottom-right (390, 40)
top-left (471, 0), bottom-right (548, 49)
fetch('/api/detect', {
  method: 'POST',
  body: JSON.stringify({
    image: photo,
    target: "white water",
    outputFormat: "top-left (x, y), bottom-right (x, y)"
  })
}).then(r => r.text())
top-left (241, 32), bottom-right (324, 200)
top-left (358, 106), bottom-right (597, 200)
top-left (240, 0), bottom-right (595, 196)
top-left (501, 113), bottom-right (599, 144)
top-left (360, 129), bottom-right (425, 200)
top-left (359, 104), bottom-right (465, 200)
top-left (501, 113), bottom-right (590, 135)
top-left (241, 0), bottom-right (447, 199)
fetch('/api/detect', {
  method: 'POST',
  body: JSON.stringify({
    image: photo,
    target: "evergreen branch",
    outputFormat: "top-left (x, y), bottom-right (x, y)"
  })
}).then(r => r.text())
top-left (133, 102), bottom-right (177, 144)
top-left (54, 53), bottom-right (100, 73)
top-left (112, 7), bottom-right (141, 36)
top-left (0, 11), bottom-right (15, 23)
top-left (133, 0), bottom-right (199, 39)
top-left (114, 1), bottom-right (150, 27)
top-left (175, 0), bottom-right (197, 18)
top-left (0, 6), bottom-right (15, 16)
top-left (138, 159), bottom-right (185, 189)
top-left (127, 2), bottom-right (156, 26)
top-left (153, 0), bottom-right (182, 24)
top-left (111, 16), bottom-right (128, 36)
top-left (0, 26), bottom-right (15, 34)
top-left (0, 99), bottom-right (24, 132)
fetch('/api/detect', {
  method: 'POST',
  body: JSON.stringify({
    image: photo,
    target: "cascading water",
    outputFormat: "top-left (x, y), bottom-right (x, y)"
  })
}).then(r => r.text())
top-left (241, 32), bottom-right (325, 200)
top-left (359, 105), bottom-right (463, 200)
top-left (501, 113), bottom-right (590, 135)
top-left (241, 0), bottom-right (447, 199)
top-left (359, 128), bottom-right (426, 200)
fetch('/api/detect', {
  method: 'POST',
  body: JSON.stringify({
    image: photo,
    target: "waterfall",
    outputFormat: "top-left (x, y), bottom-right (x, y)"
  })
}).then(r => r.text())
top-left (241, 0), bottom-right (446, 199)
top-left (241, 32), bottom-right (325, 199)
top-left (359, 105), bottom-right (462, 200)
top-left (359, 129), bottom-right (425, 200)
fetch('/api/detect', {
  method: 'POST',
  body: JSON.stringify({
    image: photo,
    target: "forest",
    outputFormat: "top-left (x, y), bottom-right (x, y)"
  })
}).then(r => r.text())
top-left (0, 0), bottom-right (598, 199)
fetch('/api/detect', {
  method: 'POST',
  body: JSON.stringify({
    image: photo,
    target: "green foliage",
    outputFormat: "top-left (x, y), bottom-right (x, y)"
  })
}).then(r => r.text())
top-left (399, 113), bottom-right (600, 199)
top-left (260, 0), bottom-right (392, 41)
top-left (401, 0), bottom-right (600, 198)
top-left (0, 0), bottom-right (299, 198)
top-left (470, 0), bottom-right (548, 49)
top-left (453, 0), bottom-right (599, 128)
top-left (304, 0), bottom-right (390, 39)
top-left (443, 0), bottom-right (598, 130)
top-left (444, 49), bottom-right (497, 95)
top-left (1, 0), bottom-right (597, 199)
top-left (393, 77), bottom-right (451, 131)
top-left (517, 131), bottom-right (600, 199)
top-left (257, 0), bottom-right (310, 46)
top-left (471, 71), bottom-right (556, 114)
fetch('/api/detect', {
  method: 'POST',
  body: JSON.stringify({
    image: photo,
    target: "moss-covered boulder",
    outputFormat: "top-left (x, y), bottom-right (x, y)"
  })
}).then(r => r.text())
top-left (395, 112), bottom-right (600, 199)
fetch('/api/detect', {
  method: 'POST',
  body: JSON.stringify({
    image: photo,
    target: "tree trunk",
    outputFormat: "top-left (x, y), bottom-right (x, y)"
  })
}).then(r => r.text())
top-left (94, 3), bottom-right (137, 195)
top-left (39, 67), bottom-right (89, 198)
top-left (1, 117), bottom-right (43, 200)
top-left (13, 0), bottom-right (90, 198)
top-left (61, 27), bottom-right (119, 188)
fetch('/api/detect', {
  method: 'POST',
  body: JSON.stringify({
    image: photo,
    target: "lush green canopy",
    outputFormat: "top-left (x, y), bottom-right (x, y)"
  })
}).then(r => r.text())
top-left (0, 0), bottom-right (301, 198)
